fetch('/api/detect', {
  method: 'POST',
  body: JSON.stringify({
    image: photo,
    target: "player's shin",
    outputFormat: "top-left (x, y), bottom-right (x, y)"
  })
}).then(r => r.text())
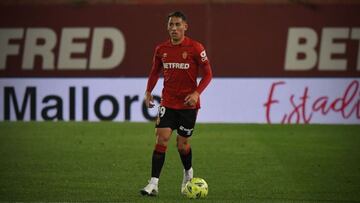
top-left (179, 144), bottom-right (193, 193)
top-left (151, 144), bottom-right (167, 178)
top-left (178, 144), bottom-right (192, 171)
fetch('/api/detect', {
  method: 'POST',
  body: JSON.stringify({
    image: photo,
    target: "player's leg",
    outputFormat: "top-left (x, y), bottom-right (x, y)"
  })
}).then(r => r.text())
top-left (152, 128), bottom-right (172, 181)
top-left (140, 128), bottom-right (172, 196)
top-left (177, 135), bottom-right (192, 171)
top-left (177, 135), bottom-right (194, 194)
top-left (176, 109), bottom-right (198, 193)
top-left (141, 106), bottom-right (176, 196)
top-left (176, 135), bottom-right (194, 193)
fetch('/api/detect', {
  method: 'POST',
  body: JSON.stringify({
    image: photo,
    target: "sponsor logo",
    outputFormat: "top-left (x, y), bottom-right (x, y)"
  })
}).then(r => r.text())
top-left (200, 50), bottom-right (208, 62)
top-left (0, 27), bottom-right (126, 71)
top-left (179, 125), bottom-right (194, 136)
top-left (285, 27), bottom-right (360, 71)
top-left (163, 62), bottom-right (190, 69)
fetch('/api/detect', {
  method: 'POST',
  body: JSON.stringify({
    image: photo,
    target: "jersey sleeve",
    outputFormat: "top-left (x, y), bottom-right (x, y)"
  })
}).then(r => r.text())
top-left (194, 42), bottom-right (213, 94)
top-left (193, 42), bottom-right (210, 66)
top-left (146, 46), bottom-right (162, 93)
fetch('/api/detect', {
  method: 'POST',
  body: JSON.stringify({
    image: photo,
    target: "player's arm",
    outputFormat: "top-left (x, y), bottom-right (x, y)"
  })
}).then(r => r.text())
top-left (145, 47), bottom-right (162, 108)
top-left (195, 62), bottom-right (212, 95)
top-left (184, 44), bottom-right (213, 106)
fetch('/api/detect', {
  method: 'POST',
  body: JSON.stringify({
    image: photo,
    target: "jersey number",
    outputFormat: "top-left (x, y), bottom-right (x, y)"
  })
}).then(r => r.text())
top-left (159, 106), bottom-right (166, 118)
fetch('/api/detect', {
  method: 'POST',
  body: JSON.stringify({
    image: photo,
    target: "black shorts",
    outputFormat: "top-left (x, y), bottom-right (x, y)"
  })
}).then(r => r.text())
top-left (155, 106), bottom-right (198, 137)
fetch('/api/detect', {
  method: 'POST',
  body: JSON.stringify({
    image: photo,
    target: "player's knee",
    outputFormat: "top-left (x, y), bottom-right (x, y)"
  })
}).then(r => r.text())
top-left (177, 138), bottom-right (190, 155)
top-left (157, 135), bottom-right (170, 146)
top-left (154, 143), bottom-right (167, 153)
top-left (155, 135), bottom-right (169, 153)
top-left (156, 129), bottom-right (171, 146)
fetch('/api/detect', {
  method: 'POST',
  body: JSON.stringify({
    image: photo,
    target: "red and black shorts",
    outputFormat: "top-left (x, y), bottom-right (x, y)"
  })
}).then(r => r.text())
top-left (155, 106), bottom-right (198, 137)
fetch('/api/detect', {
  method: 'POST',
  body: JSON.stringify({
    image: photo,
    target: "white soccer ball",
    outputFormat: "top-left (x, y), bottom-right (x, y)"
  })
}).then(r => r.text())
top-left (183, 177), bottom-right (208, 199)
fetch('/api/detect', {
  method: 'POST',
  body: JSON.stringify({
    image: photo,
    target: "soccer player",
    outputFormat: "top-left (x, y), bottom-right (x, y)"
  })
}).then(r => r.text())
top-left (140, 11), bottom-right (213, 196)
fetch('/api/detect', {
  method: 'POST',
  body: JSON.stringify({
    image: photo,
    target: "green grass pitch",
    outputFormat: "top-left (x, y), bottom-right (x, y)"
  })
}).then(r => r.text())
top-left (0, 122), bottom-right (360, 203)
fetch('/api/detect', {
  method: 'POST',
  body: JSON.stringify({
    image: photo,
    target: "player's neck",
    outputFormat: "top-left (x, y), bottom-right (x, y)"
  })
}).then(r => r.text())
top-left (171, 36), bottom-right (185, 45)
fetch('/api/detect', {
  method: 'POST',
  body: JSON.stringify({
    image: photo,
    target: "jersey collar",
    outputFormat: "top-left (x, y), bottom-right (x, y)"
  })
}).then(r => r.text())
top-left (168, 36), bottom-right (190, 47)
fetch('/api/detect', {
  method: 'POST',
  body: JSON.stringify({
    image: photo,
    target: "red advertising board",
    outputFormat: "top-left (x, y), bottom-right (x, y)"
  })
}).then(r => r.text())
top-left (0, 4), bottom-right (359, 77)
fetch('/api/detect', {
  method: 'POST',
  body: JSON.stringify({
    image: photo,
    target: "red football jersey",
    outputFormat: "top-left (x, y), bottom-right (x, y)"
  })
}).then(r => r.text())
top-left (146, 37), bottom-right (212, 109)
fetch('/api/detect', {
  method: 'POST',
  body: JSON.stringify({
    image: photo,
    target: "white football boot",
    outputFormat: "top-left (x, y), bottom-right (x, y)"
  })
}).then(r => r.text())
top-left (140, 177), bottom-right (159, 196)
top-left (181, 167), bottom-right (193, 194)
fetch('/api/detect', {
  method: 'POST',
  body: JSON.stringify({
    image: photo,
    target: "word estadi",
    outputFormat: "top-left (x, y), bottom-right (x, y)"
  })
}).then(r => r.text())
top-left (0, 27), bottom-right (126, 70)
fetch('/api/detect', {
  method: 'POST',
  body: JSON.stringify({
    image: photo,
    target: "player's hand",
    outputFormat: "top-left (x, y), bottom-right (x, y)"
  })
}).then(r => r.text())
top-left (145, 91), bottom-right (155, 108)
top-left (184, 91), bottom-right (199, 107)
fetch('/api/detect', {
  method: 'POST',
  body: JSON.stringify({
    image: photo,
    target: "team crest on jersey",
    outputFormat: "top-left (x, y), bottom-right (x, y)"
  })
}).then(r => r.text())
top-left (182, 51), bottom-right (188, 59)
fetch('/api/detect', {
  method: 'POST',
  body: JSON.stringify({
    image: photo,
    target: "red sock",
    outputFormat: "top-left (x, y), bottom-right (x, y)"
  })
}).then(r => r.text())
top-left (151, 144), bottom-right (167, 178)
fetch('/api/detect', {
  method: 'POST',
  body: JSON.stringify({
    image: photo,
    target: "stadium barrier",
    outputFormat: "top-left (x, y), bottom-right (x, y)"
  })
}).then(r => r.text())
top-left (0, 3), bottom-right (359, 123)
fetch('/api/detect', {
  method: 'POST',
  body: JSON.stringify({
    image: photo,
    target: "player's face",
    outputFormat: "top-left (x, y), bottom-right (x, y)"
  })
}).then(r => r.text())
top-left (167, 17), bottom-right (188, 44)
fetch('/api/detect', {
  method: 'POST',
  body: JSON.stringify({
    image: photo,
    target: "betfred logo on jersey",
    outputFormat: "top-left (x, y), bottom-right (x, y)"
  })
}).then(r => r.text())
top-left (0, 27), bottom-right (126, 72)
top-left (163, 63), bottom-right (190, 69)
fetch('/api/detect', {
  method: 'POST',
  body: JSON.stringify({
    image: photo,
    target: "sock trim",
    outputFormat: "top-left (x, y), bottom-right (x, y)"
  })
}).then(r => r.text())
top-left (155, 144), bottom-right (167, 153)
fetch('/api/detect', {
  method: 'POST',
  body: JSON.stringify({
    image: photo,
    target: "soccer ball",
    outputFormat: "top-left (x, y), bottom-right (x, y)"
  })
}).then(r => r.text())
top-left (183, 177), bottom-right (208, 199)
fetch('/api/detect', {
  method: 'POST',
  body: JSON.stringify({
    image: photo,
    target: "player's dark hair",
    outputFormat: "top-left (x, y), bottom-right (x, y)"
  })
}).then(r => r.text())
top-left (167, 11), bottom-right (187, 22)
